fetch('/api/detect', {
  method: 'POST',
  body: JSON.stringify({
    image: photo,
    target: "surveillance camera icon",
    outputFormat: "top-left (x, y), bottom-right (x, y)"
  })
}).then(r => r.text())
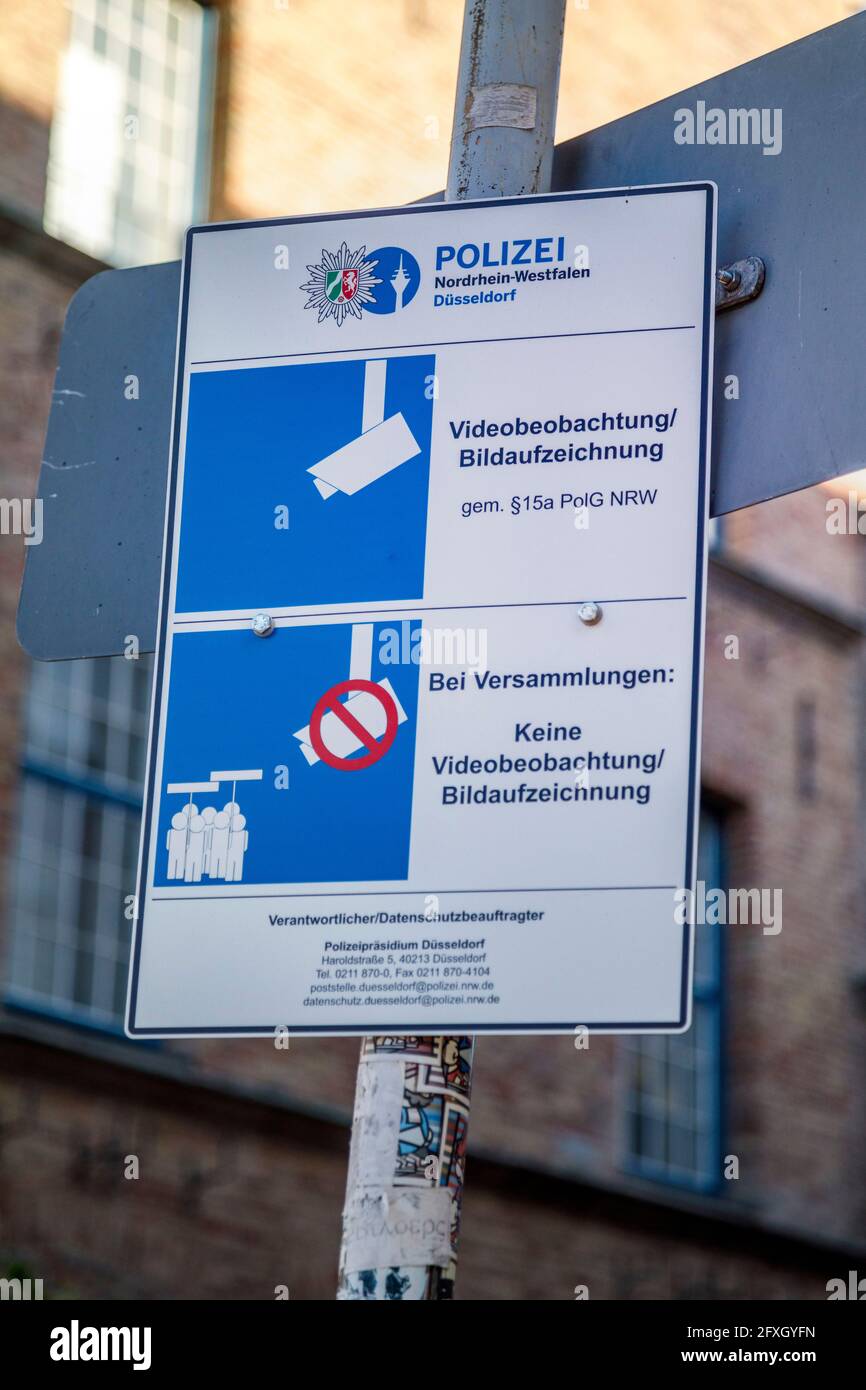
top-left (307, 359), bottom-right (421, 500)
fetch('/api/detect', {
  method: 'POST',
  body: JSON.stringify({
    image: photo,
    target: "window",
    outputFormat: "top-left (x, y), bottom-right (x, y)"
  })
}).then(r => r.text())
top-left (621, 806), bottom-right (725, 1192)
top-left (5, 656), bottom-right (151, 1029)
top-left (44, 0), bottom-right (216, 266)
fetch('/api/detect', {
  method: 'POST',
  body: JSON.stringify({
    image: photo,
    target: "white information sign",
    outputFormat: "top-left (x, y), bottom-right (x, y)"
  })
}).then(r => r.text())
top-left (127, 184), bottom-right (716, 1037)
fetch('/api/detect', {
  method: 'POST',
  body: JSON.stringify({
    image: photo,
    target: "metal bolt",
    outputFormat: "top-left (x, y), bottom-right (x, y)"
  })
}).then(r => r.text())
top-left (716, 266), bottom-right (741, 292)
top-left (251, 613), bottom-right (274, 637)
top-left (578, 601), bottom-right (602, 626)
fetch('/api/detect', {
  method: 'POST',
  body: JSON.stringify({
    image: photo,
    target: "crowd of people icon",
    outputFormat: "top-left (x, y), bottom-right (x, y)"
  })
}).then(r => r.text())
top-left (166, 801), bottom-right (249, 883)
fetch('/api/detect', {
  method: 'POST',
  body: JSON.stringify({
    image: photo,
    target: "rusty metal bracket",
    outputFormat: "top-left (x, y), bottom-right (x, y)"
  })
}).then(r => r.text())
top-left (715, 255), bottom-right (765, 312)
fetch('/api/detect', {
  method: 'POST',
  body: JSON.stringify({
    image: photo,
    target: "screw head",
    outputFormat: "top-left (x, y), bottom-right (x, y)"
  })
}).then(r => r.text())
top-left (252, 613), bottom-right (274, 637)
top-left (578, 601), bottom-right (602, 626)
top-left (717, 267), bottom-right (741, 291)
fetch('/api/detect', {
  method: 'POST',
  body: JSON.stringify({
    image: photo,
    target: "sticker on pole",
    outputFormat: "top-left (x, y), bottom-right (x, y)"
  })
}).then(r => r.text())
top-left (127, 183), bottom-right (717, 1038)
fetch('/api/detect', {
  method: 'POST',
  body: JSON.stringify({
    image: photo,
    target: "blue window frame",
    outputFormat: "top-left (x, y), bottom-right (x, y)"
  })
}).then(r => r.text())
top-left (621, 805), bottom-right (726, 1193)
top-left (4, 656), bottom-right (150, 1032)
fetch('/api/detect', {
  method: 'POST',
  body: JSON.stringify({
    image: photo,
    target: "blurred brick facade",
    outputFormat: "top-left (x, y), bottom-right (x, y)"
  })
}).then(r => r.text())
top-left (1, 0), bottom-right (865, 1300)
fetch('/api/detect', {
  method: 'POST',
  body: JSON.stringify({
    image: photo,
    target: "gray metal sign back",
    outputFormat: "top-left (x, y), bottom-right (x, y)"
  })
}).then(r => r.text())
top-left (553, 13), bottom-right (866, 521)
top-left (18, 10), bottom-right (866, 660)
top-left (19, 261), bottom-right (180, 660)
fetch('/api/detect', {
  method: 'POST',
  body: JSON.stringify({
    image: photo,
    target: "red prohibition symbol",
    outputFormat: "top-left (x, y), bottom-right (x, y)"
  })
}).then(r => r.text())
top-left (308, 678), bottom-right (399, 771)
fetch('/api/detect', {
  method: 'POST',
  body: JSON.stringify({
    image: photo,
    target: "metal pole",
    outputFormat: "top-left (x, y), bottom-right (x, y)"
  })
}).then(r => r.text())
top-left (337, 0), bottom-right (567, 1302)
top-left (447, 0), bottom-right (567, 201)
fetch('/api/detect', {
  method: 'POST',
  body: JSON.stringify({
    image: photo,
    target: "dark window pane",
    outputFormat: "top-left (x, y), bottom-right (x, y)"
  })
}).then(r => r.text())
top-left (622, 804), bottom-right (725, 1189)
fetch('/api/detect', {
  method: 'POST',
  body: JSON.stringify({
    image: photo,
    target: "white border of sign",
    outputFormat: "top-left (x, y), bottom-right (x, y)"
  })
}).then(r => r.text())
top-left (126, 183), bottom-right (716, 1038)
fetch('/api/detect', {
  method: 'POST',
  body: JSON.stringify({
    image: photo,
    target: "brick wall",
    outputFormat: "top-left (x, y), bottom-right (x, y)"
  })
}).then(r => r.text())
top-left (0, 1), bottom-right (66, 215)
top-left (209, 0), bottom-right (854, 221)
top-left (724, 478), bottom-right (866, 612)
top-left (1, 1), bottom-right (856, 225)
top-left (702, 562), bottom-right (866, 1241)
top-left (0, 1051), bottom-right (848, 1300)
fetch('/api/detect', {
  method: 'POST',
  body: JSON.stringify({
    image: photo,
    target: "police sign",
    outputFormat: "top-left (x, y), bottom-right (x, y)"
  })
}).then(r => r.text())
top-left (127, 183), bottom-right (716, 1037)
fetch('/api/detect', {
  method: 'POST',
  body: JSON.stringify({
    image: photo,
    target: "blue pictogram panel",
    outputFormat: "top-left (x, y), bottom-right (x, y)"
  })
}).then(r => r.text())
top-left (175, 354), bottom-right (435, 613)
top-left (154, 620), bottom-right (421, 887)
